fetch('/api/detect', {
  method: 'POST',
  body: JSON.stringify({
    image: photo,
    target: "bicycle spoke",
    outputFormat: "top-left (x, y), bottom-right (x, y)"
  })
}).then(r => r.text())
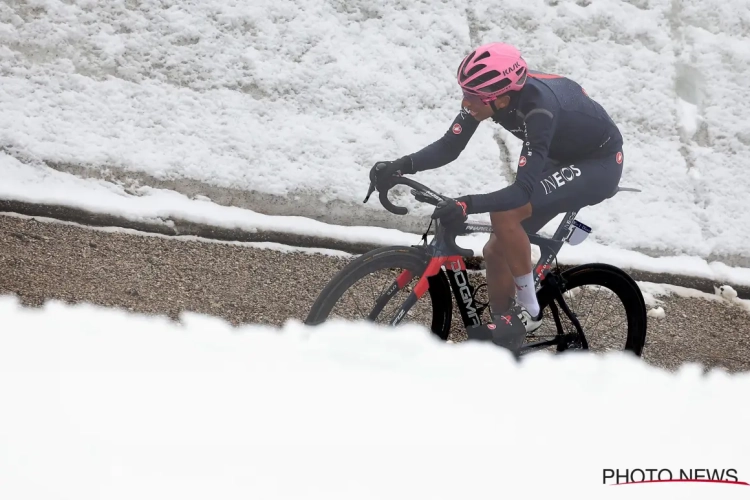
top-left (348, 287), bottom-right (369, 321)
top-left (582, 286), bottom-right (602, 333)
top-left (373, 268), bottom-right (399, 305)
top-left (531, 279), bottom-right (632, 354)
top-left (363, 274), bottom-right (389, 322)
top-left (577, 287), bottom-right (627, 350)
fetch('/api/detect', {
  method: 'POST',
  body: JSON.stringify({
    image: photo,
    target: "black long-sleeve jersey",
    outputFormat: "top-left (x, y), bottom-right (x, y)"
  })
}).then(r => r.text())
top-left (407, 71), bottom-right (623, 214)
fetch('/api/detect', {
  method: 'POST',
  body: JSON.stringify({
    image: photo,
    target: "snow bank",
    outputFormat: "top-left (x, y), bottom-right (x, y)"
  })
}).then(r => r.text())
top-left (0, 0), bottom-right (748, 262)
top-left (0, 294), bottom-right (749, 499)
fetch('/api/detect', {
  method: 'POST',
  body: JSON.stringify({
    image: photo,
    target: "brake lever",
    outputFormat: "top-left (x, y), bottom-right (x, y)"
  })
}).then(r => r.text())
top-left (363, 180), bottom-right (376, 204)
top-left (363, 175), bottom-right (409, 215)
top-left (435, 223), bottom-right (474, 258)
top-left (412, 189), bottom-right (443, 206)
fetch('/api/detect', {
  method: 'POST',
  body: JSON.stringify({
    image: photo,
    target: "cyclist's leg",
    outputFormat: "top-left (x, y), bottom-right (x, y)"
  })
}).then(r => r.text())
top-left (480, 204), bottom-right (534, 350)
top-left (484, 149), bottom-right (623, 331)
top-left (483, 160), bottom-right (566, 318)
top-left (483, 204), bottom-right (532, 314)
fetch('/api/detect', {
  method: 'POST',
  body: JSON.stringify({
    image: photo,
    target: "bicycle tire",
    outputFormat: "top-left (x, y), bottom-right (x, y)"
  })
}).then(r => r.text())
top-left (535, 263), bottom-right (648, 356)
top-left (304, 246), bottom-right (454, 340)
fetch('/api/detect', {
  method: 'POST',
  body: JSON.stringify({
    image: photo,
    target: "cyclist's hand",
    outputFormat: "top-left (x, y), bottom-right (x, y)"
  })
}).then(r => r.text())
top-left (432, 197), bottom-right (470, 228)
top-left (369, 156), bottom-right (414, 192)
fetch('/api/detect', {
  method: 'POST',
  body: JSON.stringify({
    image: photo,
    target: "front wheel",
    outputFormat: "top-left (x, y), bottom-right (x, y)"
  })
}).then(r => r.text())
top-left (304, 246), bottom-right (455, 340)
top-left (529, 263), bottom-right (648, 356)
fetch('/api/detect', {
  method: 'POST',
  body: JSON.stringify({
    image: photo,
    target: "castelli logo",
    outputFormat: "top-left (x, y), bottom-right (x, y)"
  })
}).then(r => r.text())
top-left (519, 156), bottom-right (527, 167)
top-left (452, 123), bottom-right (462, 135)
top-left (616, 152), bottom-right (623, 164)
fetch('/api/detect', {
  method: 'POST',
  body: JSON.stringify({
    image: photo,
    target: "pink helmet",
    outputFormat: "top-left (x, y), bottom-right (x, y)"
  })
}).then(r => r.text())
top-left (457, 43), bottom-right (528, 104)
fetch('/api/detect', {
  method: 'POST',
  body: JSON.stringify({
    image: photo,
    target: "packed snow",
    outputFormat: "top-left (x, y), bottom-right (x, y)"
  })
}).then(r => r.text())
top-left (647, 306), bottom-right (666, 319)
top-left (1, 294), bottom-right (749, 500)
top-left (1, 0), bottom-right (749, 266)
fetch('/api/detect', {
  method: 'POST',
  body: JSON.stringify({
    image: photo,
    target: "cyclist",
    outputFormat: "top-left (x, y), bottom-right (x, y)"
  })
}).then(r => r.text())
top-left (370, 42), bottom-right (624, 354)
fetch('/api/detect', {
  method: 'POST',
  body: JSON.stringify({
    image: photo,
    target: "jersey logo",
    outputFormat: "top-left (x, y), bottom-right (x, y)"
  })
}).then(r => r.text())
top-left (616, 152), bottom-right (623, 164)
top-left (452, 123), bottom-right (462, 135)
top-left (519, 156), bottom-right (527, 167)
top-left (540, 165), bottom-right (582, 195)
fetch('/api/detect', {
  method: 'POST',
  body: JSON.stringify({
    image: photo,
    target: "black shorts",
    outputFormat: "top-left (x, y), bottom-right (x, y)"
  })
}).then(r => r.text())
top-left (522, 148), bottom-right (624, 234)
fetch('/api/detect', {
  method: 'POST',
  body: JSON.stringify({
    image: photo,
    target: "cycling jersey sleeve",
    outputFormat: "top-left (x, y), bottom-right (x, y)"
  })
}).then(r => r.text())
top-left (408, 107), bottom-right (480, 172)
top-left (465, 102), bottom-right (558, 214)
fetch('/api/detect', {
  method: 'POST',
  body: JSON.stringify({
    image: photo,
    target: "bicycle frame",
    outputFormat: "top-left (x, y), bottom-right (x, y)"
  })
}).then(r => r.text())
top-left (384, 209), bottom-right (581, 329)
top-left (357, 175), bottom-right (640, 351)
top-left (362, 176), bottom-right (595, 342)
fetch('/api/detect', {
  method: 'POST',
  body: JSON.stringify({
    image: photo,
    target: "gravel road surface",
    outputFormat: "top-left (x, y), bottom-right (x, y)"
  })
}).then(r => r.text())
top-left (2, 213), bottom-right (748, 373)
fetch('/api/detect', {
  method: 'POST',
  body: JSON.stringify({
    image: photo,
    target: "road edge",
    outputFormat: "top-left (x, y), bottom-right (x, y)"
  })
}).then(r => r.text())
top-left (2, 199), bottom-right (747, 300)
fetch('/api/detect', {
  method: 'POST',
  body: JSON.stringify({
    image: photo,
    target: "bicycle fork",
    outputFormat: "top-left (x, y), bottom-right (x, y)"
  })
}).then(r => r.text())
top-left (367, 256), bottom-right (461, 327)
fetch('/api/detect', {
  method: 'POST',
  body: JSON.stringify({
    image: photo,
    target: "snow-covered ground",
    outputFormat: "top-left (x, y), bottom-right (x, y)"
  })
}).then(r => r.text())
top-left (1, 0), bottom-right (749, 265)
top-left (1, 294), bottom-right (749, 499)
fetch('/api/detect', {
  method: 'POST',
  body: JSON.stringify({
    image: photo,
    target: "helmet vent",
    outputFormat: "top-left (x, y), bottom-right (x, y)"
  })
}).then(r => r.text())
top-left (465, 63), bottom-right (486, 77)
top-left (458, 51), bottom-right (476, 76)
top-left (465, 69), bottom-right (500, 89)
top-left (482, 78), bottom-right (511, 93)
top-left (474, 51), bottom-right (491, 62)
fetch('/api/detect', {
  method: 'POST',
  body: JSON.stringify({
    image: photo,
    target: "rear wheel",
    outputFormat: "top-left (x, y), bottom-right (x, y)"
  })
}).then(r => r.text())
top-left (529, 263), bottom-right (647, 356)
top-left (304, 246), bottom-right (454, 340)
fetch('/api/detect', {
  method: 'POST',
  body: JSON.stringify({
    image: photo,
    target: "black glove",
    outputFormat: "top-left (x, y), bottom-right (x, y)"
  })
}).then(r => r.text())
top-left (431, 196), bottom-right (471, 228)
top-left (369, 156), bottom-right (414, 192)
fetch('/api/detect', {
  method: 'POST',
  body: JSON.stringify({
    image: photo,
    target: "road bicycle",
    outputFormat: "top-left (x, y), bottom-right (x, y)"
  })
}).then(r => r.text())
top-left (305, 176), bottom-right (647, 356)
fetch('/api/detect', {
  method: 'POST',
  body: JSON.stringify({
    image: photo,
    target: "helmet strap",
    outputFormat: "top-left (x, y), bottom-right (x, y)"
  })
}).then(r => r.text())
top-left (489, 100), bottom-right (499, 113)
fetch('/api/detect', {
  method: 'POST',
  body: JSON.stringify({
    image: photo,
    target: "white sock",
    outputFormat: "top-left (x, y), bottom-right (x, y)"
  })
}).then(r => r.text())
top-left (514, 272), bottom-right (540, 317)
